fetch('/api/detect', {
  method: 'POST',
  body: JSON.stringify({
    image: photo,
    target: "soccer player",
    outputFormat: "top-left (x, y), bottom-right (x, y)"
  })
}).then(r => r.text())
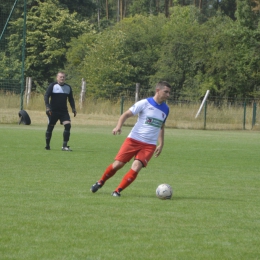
top-left (90, 81), bottom-right (171, 196)
top-left (44, 72), bottom-right (77, 151)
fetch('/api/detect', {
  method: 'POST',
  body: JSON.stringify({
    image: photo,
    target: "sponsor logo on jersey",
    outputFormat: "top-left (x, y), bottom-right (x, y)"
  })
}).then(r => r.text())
top-left (145, 117), bottom-right (163, 128)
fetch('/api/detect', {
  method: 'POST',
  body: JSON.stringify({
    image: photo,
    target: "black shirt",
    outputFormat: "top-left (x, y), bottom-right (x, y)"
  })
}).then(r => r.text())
top-left (44, 82), bottom-right (75, 113)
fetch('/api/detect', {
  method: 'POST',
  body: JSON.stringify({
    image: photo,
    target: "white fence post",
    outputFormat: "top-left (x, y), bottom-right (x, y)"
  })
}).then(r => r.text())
top-left (26, 77), bottom-right (32, 106)
top-left (24, 77), bottom-right (28, 103)
top-left (135, 83), bottom-right (140, 103)
top-left (24, 77), bottom-right (32, 106)
top-left (80, 78), bottom-right (86, 110)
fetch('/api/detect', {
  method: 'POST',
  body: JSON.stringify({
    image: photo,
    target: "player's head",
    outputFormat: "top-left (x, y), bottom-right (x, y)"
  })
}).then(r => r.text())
top-left (155, 81), bottom-right (172, 91)
top-left (154, 81), bottom-right (171, 104)
top-left (56, 72), bottom-right (66, 85)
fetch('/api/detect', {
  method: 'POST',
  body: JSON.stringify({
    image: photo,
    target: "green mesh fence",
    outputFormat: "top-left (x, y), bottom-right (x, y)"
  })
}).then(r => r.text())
top-left (0, 0), bottom-right (24, 95)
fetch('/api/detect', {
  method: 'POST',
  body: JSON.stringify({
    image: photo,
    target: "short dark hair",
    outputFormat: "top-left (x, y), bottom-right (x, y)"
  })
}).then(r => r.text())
top-left (57, 71), bottom-right (66, 76)
top-left (155, 81), bottom-right (172, 90)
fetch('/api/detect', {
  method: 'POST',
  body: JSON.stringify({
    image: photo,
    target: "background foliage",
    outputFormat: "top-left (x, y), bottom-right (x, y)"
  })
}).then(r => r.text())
top-left (0, 0), bottom-right (260, 99)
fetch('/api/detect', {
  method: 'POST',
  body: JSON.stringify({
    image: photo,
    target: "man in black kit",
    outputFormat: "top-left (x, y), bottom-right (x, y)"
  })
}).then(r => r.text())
top-left (44, 72), bottom-right (77, 151)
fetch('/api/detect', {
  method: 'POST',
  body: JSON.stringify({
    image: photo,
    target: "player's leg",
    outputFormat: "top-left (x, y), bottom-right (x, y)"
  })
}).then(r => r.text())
top-left (45, 125), bottom-right (54, 150)
top-left (45, 113), bottom-right (58, 150)
top-left (90, 138), bottom-right (134, 193)
top-left (90, 161), bottom-right (125, 193)
top-left (100, 160), bottom-right (126, 185)
top-left (112, 141), bottom-right (156, 197)
top-left (62, 121), bottom-right (71, 150)
top-left (111, 160), bottom-right (141, 196)
top-left (61, 112), bottom-right (72, 151)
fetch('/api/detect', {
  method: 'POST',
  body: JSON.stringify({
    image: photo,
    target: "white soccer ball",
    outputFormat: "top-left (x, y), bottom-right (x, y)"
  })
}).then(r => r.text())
top-left (156, 184), bottom-right (173, 200)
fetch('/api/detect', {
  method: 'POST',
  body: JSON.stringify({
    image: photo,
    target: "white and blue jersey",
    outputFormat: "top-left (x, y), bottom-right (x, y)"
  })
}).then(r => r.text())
top-left (128, 97), bottom-right (170, 145)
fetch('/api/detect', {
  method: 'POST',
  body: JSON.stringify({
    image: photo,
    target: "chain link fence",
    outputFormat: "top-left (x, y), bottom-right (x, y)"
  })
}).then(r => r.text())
top-left (0, 0), bottom-right (25, 94)
top-left (0, 76), bottom-right (259, 130)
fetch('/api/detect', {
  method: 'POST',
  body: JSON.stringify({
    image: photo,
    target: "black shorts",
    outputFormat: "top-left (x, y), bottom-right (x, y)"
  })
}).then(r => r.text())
top-left (47, 111), bottom-right (71, 125)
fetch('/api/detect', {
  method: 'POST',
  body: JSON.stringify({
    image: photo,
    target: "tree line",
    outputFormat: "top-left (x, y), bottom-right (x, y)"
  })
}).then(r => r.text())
top-left (0, 0), bottom-right (260, 100)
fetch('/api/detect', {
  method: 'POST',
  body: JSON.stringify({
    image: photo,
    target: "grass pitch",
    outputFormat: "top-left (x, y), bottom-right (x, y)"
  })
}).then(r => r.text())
top-left (0, 124), bottom-right (259, 259)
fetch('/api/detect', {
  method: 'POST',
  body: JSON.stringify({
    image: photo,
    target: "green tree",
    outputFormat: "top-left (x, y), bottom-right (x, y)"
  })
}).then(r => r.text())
top-left (213, 0), bottom-right (237, 20)
top-left (65, 31), bottom-right (98, 90)
top-left (66, 29), bottom-right (135, 98)
top-left (151, 6), bottom-right (202, 96)
top-left (193, 15), bottom-right (260, 98)
top-left (128, 0), bottom-right (158, 15)
top-left (236, 0), bottom-right (256, 29)
top-left (116, 14), bottom-right (168, 87)
top-left (8, 0), bottom-right (90, 83)
top-left (66, 14), bottom-right (168, 97)
top-left (59, 0), bottom-right (96, 18)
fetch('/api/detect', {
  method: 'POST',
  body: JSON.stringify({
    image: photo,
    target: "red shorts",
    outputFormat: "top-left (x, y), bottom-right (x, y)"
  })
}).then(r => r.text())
top-left (115, 138), bottom-right (156, 167)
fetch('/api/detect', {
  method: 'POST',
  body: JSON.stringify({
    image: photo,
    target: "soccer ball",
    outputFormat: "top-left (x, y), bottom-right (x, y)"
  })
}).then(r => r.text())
top-left (156, 184), bottom-right (173, 200)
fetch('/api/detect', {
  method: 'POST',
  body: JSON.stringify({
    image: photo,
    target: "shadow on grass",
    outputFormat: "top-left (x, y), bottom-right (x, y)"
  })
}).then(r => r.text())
top-left (89, 191), bottom-right (243, 203)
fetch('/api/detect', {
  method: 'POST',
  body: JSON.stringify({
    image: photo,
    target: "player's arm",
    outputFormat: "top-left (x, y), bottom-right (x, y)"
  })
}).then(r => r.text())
top-left (68, 87), bottom-right (77, 117)
top-left (154, 123), bottom-right (165, 157)
top-left (112, 110), bottom-right (134, 135)
top-left (44, 84), bottom-right (53, 115)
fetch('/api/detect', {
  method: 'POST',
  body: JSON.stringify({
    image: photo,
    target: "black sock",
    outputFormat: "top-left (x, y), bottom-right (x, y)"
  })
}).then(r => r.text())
top-left (63, 124), bottom-right (71, 147)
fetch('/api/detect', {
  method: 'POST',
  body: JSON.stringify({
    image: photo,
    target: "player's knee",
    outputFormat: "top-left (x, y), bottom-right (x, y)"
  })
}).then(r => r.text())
top-left (47, 125), bottom-right (54, 132)
top-left (132, 160), bottom-right (143, 172)
top-left (113, 160), bottom-right (125, 170)
top-left (64, 123), bottom-right (71, 132)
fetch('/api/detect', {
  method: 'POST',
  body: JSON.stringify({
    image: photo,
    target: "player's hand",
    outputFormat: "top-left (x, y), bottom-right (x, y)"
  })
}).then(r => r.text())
top-left (72, 109), bottom-right (77, 117)
top-left (112, 127), bottom-right (121, 135)
top-left (46, 108), bottom-right (52, 116)
top-left (154, 145), bottom-right (162, 157)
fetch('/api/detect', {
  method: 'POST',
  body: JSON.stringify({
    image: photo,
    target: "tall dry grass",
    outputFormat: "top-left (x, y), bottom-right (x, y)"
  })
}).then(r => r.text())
top-left (0, 92), bottom-right (259, 131)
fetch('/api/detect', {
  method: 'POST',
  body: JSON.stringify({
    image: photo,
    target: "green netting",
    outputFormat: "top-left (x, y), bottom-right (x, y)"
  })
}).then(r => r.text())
top-left (0, 0), bottom-right (24, 93)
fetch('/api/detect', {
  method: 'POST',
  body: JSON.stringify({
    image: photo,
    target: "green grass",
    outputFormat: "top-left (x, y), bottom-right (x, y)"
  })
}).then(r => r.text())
top-left (0, 124), bottom-right (259, 259)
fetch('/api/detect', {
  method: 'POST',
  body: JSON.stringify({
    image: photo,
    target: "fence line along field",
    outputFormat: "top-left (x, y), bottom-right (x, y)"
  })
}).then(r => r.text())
top-left (0, 92), bottom-right (260, 131)
top-left (0, 125), bottom-right (259, 259)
